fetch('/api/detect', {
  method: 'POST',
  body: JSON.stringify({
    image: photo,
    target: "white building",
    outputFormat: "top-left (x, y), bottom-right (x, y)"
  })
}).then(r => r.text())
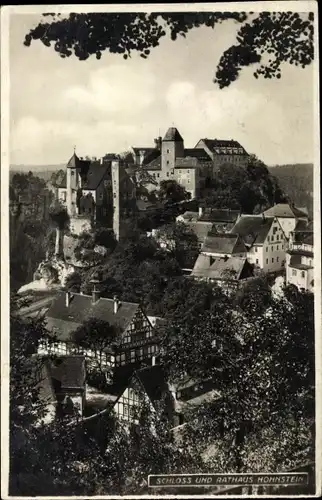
top-left (286, 221), bottom-right (314, 292)
top-left (262, 203), bottom-right (308, 239)
top-left (230, 215), bottom-right (287, 273)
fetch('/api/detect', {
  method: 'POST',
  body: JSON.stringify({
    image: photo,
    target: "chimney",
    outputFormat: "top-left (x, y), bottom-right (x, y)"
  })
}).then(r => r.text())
top-left (152, 355), bottom-right (156, 366)
top-left (199, 206), bottom-right (204, 217)
top-left (65, 291), bottom-right (71, 307)
top-left (154, 136), bottom-right (162, 150)
top-left (139, 150), bottom-right (145, 166)
top-left (113, 295), bottom-right (120, 314)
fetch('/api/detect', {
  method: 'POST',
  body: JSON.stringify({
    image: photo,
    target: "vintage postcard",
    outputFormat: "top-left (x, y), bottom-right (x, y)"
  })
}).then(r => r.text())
top-left (1, 1), bottom-right (321, 498)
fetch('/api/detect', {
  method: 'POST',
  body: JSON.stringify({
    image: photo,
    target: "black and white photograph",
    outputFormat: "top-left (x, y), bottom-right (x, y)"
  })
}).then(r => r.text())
top-left (1, 2), bottom-right (320, 498)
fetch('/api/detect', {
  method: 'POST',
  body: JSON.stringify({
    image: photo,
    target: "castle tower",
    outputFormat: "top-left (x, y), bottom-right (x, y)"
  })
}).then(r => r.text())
top-left (66, 151), bottom-right (80, 216)
top-left (161, 127), bottom-right (184, 179)
top-left (111, 160), bottom-right (121, 241)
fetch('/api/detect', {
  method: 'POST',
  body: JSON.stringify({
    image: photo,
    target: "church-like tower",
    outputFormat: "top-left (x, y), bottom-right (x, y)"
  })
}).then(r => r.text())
top-left (161, 127), bottom-right (184, 179)
top-left (66, 151), bottom-right (81, 216)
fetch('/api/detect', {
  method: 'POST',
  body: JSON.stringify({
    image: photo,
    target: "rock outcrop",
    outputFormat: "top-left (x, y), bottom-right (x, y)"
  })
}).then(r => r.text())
top-left (18, 256), bottom-right (75, 294)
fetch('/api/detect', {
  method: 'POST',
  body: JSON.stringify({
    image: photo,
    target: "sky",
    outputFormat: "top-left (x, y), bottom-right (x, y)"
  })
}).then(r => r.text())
top-left (9, 12), bottom-right (315, 166)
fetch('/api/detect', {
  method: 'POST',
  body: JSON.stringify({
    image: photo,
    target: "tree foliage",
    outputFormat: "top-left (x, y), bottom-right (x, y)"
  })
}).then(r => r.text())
top-left (202, 155), bottom-right (287, 213)
top-left (24, 11), bottom-right (314, 88)
top-left (161, 285), bottom-right (314, 473)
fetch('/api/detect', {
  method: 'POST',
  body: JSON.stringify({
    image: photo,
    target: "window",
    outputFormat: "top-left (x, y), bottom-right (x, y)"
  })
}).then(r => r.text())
top-left (277, 245), bottom-right (279, 250)
top-left (113, 193), bottom-right (117, 198)
top-left (71, 171), bottom-right (75, 176)
top-left (272, 258), bottom-right (274, 263)
top-left (256, 259), bottom-right (259, 264)
top-left (271, 246), bottom-right (273, 252)
top-left (187, 170), bottom-right (190, 174)
top-left (271, 235), bottom-right (274, 241)
top-left (99, 193), bottom-right (103, 200)
top-left (255, 247), bottom-right (258, 253)
top-left (267, 236), bottom-right (270, 242)
top-left (301, 271), bottom-right (305, 278)
top-left (277, 257), bottom-right (279, 262)
top-left (266, 247), bottom-right (268, 252)
top-left (266, 258), bottom-right (268, 264)
top-left (171, 169), bottom-right (174, 175)
top-left (167, 149), bottom-right (170, 153)
top-left (292, 269), bottom-right (297, 276)
top-left (166, 160), bottom-right (169, 165)
top-left (157, 173), bottom-right (160, 178)
top-left (166, 172), bottom-right (169, 177)
top-left (282, 244), bottom-right (284, 250)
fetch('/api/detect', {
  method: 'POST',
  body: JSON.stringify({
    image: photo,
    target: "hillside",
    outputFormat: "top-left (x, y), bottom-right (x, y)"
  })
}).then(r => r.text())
top-left (10, 164), bottom-right (65, 182)
top-left (268, 163), bottom-right (314, 218)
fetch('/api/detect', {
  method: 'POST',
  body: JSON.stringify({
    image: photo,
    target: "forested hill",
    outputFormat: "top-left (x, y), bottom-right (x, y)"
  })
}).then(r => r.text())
top-left (268, 163), bottom-right (314, 218)
top-left (10, 164), bottom-right (65, 183)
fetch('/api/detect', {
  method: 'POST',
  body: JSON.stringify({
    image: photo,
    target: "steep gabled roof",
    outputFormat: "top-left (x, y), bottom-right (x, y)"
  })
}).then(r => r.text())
top-left (199, 209), bottom-right (240, 223)
top-left (202, 233), bottom-right (246, 255)
top-left (198, 138), bottom-right (247, 155)
top-left (230, 215), bottom-right (274, 246)
top-left (49, 355), bottom-right (86, 390)
top-left (163, 127), bottom-right (184, 142)
top-left (263, 203), bottom-right (308, 219)
top-left (191, 254), bottom-right (249, 281)
top-left (135, 365), bottom-right (169, 407)
top-left (46, 292), bottom-right (140, 341)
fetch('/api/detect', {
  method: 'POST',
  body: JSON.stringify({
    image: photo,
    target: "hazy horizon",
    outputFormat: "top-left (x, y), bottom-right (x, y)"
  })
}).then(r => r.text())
top-left (10, 12), bottom-right (315, 166)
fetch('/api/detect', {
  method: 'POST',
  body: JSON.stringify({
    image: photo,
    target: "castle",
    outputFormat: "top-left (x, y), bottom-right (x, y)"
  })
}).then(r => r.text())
top-left (56, 152), bottom-right (136, 239)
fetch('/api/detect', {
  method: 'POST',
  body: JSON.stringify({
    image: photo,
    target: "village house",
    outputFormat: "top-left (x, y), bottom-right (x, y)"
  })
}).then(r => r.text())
top-left (111, 365), bottom-right (173, 425)
top-left (176, 207), bottom-right (240, 248)
top-left (286, 220), bottom-right (314, 292)
top-left (190, 232), bottom-right (252, 284)
top-left (230, 215), bottom-right (287, 273)
top-left (262, 203), bottom-right (308, 239)
top-left (39, 288), bottom-right (160, 377)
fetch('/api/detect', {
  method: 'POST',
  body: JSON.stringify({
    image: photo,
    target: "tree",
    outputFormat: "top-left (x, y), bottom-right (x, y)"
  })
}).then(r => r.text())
top-left (24, 12), bottom-right (314, 88)
top-left (201, 158), bottom-right (287, 213)
top-left (50, 169), bottom-right (65, 188)
top-left (153, 221), bottom-right (199, 268)
top-left (72, 318), bottom-right (117, 374)
top-left (157, 180), bottom-right (191, 204)
top-left (166, 285), bottom-right (314, 473)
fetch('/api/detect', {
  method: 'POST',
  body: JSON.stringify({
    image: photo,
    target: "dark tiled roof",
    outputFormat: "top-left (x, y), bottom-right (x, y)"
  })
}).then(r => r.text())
top-left (230, 216), bottom-right (274, 246)
top-left (81, 162), bottom-right (110, 190)
top-left (202, 233), bottom-right (246, 255)
top-left (46, 292), bottom-right (139, 338)
top-left (58, 158), bottom-right (110, 190)
top-left (263, 204), bottom-right (308, 219)
top-left (143, 156), bottom-right (161, 170)
top-left (184, 149), bottom-right (212, 162)
top-left (199, 209), bottom-right (240, 223)
top-left (175, 157), bottom-right (199, 168)
top-left (186, 221), bottom-right (215, 243)
top-left (191, 254), bottom-right (249, 281)
top-left (163, 127), bottom-right (184, 142)
top-left (200, 139), bottom-right (247, 154)
top-left (288, 249), bottom-right (314, 258)
top-left (49, 356), bottom-right (86, 390)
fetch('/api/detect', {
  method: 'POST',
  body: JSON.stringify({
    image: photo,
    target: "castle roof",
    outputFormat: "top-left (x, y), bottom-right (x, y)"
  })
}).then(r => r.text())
top-left (198, 138), bottom-right (248, 155)
top-left (163, 127), bottom-right (184, 142)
